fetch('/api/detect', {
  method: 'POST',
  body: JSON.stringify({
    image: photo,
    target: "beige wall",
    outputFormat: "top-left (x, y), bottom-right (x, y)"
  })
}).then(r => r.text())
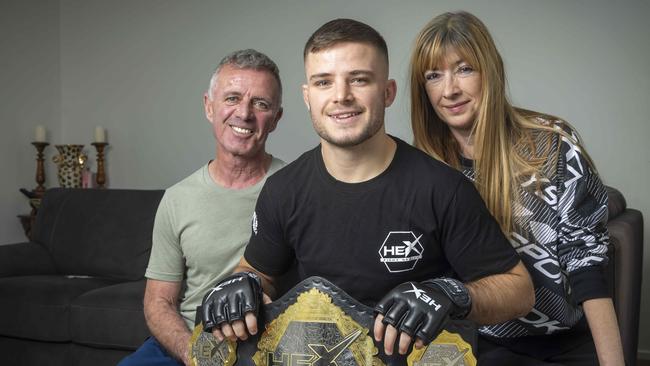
top-left (2, 0), bottom-right (649, 357)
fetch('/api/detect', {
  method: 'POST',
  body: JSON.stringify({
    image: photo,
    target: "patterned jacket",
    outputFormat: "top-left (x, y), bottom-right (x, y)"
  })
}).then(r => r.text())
top-left (462, 117), bottom-right (610, 338)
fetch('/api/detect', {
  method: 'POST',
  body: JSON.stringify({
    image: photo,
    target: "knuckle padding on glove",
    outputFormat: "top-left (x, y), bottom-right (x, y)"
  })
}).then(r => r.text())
top-left (214, 299), bottom-right (228, 324)
top-left (228, 295), bottom-right (243, 322)
top-left (200, 272), bottom-right (262, 332)
top-left (399, 311), bottom-right (425, 337)
top-left (202, 302), bottom-right (216, 330)
top-left (415, 312), bottom-right (447, 344)
top-left (381, 300), bottom-right (409, 328)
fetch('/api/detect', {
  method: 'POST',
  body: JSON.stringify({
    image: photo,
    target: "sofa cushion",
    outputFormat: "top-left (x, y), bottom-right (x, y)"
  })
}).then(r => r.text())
top-left (33, 188), bottom-right (164, 281)
top-left (0, 275), bottom-right (118, 341)
top-left (70, 280), bottom-right (150, 350)
top-left (0, 336), bottom-right (72, 366)
top-left (72, 343), bottom-right (133, 366)
top-left (0, 242), bottom-right (56, 277)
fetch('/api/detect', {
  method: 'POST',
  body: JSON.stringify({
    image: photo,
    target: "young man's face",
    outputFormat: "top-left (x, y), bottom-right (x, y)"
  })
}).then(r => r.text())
top-left (204, 65), bottom-right (282, 159)
top-left (302, 42), bottom-right (396, 148)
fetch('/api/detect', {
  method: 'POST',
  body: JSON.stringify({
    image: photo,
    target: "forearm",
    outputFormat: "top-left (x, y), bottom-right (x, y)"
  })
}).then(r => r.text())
top-left (144, 280), bottom-right (192, 365)
top-left (234, 257), bottom-right (277, 299)
top-left (464, 261), bottom-right (534, 324)
top-left (583, 298), bottom-right (625, 366)
top-left (145, 299), bottom-right (192, 364)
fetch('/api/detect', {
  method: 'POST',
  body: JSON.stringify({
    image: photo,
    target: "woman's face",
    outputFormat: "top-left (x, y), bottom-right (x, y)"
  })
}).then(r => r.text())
top-left (423, 50), bottom-right (482, 134)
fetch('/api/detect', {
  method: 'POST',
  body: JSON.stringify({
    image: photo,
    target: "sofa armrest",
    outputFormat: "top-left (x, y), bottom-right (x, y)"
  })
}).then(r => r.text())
top-left (607, 208), bottom-right (643, 366)
top-left (0, 242), bottom-right (57, 277)
top-left (606, 186), bottom-right (627, 219)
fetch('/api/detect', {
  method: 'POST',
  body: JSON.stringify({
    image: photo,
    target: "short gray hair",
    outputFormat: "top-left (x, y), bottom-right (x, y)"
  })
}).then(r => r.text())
top-left (207, 49), bottom-right (282, 102)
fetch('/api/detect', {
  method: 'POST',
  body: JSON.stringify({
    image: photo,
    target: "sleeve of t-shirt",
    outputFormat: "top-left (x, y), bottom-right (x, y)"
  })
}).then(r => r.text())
top-left (244, 182), bottom-right (295, 276)
top-left (145, 192), bottom-right (185, 282)
top-left (439, 175), bottom-right (520, 282)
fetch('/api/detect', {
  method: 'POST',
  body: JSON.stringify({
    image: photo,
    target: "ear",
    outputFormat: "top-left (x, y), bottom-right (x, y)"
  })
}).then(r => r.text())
top-left (384, 79), bottom-right (397, 107)
top-left (269, 107), bottom-right (283, 133)
top-left (302, 84), bottom-right (311, 111)
top-left (203, 93), bottom-right (214, 123)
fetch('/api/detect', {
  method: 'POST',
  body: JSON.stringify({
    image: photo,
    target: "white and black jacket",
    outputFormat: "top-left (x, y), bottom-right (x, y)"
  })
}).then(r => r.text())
top-left (462, 118), bottom-right (610, 338)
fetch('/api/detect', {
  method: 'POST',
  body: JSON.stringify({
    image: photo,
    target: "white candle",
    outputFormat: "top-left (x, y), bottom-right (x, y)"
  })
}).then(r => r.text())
top-left (94, 126), bottom-right (106, 143)
top-left (35, 125), bottom-right (47, 142)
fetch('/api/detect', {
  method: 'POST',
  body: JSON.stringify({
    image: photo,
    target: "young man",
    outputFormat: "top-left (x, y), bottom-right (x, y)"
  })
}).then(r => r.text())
top-left (202, 20), bottom-right (534, 356)
top-left (118, 49), bottom-right (284, 366)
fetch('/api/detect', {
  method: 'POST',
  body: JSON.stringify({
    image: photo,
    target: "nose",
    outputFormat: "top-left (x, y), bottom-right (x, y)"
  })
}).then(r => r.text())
top-left (334, 81), bottom-right (353, 104)
top-left (235, 100), bottom-right (253, 120)
top-left (442, 74), bottom-right (461, 99)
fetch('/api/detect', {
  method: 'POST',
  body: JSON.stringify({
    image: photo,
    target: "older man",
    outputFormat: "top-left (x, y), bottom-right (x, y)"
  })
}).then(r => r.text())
top-left (118, 49), bottom-right (284, 366)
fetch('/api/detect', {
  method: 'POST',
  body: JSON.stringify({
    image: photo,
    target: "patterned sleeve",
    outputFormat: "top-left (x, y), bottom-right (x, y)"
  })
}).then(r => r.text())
top-left (555, 124), bottom-right (610, 303)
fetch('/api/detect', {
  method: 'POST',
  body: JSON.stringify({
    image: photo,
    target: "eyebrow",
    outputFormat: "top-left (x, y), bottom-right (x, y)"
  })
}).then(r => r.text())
top-left (308, 69), bottom-right (374, 81)
top-left (349, 70), bottom-right (374, 77)
top-left (222, 91), bottom-right (274, 104)
top-left (309, 73), bottom-right (332, 81)
top-left (431, 59), bottom-right (465, 70)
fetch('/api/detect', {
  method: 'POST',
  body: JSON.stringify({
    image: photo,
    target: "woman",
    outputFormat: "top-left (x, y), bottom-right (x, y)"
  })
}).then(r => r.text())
top-left (409, 11), bottom-right (624, 365)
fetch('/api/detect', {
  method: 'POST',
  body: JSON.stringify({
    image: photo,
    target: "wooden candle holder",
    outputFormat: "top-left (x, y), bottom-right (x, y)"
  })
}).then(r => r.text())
top-left (32, 142), bottom-right (49, 196)
top-left (91, 142), bottom-right (109, 188)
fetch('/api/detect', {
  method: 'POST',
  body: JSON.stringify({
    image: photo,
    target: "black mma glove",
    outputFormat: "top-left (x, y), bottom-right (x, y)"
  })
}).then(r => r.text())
top-left (374, 278), bottom-right (471, 345)
top-left (201, 272), bottom-right (263, 333)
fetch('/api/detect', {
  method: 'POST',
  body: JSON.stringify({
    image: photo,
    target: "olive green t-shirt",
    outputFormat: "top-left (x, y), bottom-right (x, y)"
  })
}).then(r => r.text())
top-left (145, 158), bottom-right (284, 329)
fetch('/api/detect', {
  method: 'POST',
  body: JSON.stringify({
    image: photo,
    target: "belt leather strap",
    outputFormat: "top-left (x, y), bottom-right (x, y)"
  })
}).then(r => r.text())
top-left (189, 276), bottom-right (477, 366)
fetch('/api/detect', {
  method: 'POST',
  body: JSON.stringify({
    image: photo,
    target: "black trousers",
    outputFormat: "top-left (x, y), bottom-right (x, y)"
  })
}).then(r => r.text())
top-left (477, 318), bottom-right (599, 365)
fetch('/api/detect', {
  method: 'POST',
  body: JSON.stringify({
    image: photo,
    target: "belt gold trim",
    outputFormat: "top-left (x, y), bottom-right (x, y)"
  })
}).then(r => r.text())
top-left (189, 276), bottom-right (476, 366)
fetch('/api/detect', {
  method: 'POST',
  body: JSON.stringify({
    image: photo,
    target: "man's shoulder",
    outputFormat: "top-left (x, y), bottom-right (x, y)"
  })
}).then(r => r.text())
top-left (265, 147), bottom-right (319, 187)
top-left (157, 165), bottom-right (213, 211)
top-left (268, 156), bottom-right (287, 174)
top-left (393, 137), bottom-right (466, 181)
top-left (165, 164), bottom-right (208, 195)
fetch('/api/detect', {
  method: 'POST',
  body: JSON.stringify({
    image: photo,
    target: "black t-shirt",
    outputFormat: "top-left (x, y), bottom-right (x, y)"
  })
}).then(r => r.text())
top-left (245, 137), bottom-right (519, 306)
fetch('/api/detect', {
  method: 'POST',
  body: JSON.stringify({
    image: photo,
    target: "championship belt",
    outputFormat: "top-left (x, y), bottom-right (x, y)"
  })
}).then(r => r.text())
top-left (189, 276), bottom-right (477, 366)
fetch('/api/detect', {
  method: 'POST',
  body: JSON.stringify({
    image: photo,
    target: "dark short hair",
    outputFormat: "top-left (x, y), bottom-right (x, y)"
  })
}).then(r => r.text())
top-left (303, 18), bottom-right (388, 65)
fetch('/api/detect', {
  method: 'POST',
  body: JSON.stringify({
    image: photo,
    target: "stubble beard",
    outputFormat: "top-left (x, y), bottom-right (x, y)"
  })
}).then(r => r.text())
top-left (311, 110), bottom-right (385, 148)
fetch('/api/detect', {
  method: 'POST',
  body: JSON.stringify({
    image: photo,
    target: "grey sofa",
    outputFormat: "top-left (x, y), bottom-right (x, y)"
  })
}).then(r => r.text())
top-left (605, 187), bottom-right (644, 366)
top-left (0, 188), bottom-right (163, 366)
top-left (0, 186), bottom-right (643, 365)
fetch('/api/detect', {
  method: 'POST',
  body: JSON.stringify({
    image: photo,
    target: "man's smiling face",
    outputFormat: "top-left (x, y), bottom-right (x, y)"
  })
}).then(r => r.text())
top-left (302, 42), bottom-right (395, 148)
top-left (205, 64), bottom-right (282, 159)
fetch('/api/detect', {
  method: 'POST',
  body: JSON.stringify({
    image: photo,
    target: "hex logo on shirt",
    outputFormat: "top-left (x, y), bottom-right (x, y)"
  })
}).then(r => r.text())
top-left (378, 231), bottom-right (424, 273)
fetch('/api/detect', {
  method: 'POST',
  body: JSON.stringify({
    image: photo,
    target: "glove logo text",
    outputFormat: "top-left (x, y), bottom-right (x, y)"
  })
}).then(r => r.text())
top-left (403, 283), bottom-right (442, 311)
top-left (213, 276), bottom-right (244, 292)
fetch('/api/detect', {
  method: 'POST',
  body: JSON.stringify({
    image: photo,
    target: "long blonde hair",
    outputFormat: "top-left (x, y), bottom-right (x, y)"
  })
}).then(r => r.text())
top-left (410, 11), bottom-right (590, 236)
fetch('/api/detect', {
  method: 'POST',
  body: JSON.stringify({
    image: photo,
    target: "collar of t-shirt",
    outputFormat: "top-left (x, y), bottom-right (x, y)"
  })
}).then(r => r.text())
top-left (459, 154), bottom-right (474, 170)
top-left (314, 135), bottom-right (405, 194)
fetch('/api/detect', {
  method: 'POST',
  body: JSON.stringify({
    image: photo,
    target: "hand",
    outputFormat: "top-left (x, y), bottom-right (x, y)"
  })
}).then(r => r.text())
top-left (373, 278), bottom-right (471, 355)
top-left (201, 272), bottom-right (264, 342)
